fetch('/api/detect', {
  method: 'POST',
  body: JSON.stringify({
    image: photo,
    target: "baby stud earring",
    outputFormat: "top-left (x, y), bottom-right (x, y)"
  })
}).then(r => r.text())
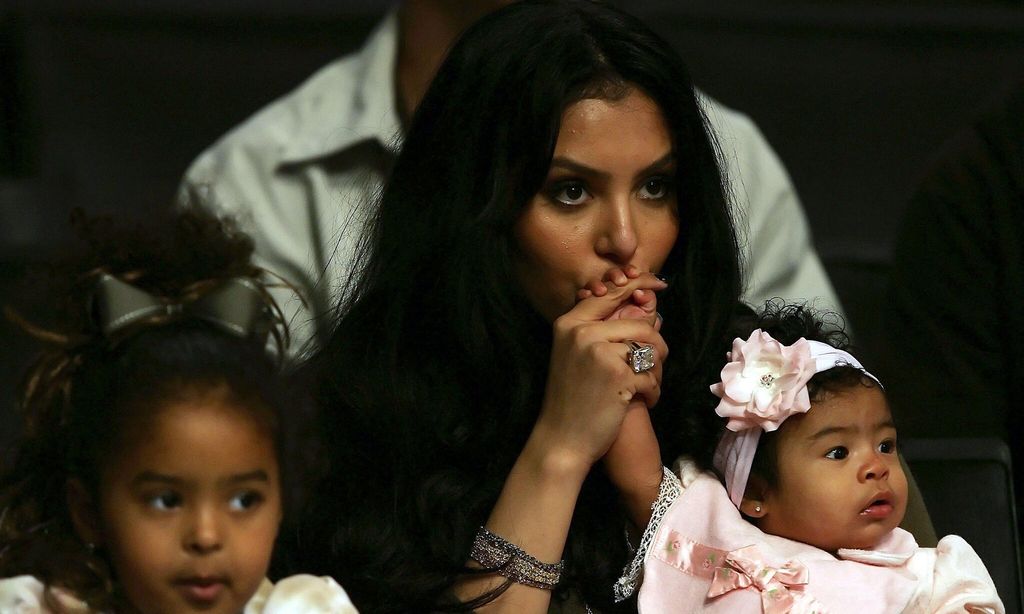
top-left (754, 505), bottom-right (762, 513)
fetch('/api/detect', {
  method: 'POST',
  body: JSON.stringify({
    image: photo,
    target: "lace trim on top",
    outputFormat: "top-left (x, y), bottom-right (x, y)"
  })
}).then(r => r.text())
top-left (613, 465), bottom-right (682, 602)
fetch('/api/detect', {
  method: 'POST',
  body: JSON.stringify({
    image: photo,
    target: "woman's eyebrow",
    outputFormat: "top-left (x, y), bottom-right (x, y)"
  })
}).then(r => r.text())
top-left (548, 151), bottom-right (674, 181)
top-left (549, 157), bottom-right (610, 180)
top-left (636, 152), bottom-right (676, 177)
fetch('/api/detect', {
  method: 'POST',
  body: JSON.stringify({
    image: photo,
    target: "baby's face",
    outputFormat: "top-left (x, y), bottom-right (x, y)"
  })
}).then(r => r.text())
top-left (93, 396), bottom-right (282, 614)
top-left (756, 383), bottom-right (907, 551)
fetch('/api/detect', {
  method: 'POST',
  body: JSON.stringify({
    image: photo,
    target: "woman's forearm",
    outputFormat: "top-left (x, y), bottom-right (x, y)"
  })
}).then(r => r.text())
top-left (455, 426), bottom-right (590, 612)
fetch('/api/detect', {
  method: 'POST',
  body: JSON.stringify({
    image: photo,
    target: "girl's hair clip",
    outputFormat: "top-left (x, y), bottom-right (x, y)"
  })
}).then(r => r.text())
top-left (92, 273), bottom-right (274, 343)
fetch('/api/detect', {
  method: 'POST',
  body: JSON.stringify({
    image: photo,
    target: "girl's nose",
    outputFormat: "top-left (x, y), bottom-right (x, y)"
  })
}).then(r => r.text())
top-left (859, 451), bottom-right (890, 482)
top-left (185, 507), bottom-right (224, 554)
top-left (594, 195), bottom-right (638, 264)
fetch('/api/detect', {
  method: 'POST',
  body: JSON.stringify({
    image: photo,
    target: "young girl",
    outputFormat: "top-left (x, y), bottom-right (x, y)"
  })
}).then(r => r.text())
top-left (631, 304), bottom-right (1004, 613)
top-left (0, 210), bottom-right (355, 613)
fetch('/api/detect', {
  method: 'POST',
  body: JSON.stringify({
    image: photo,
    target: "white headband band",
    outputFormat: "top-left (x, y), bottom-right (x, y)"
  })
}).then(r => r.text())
top-left (710, 330), bottom-right (880, 509)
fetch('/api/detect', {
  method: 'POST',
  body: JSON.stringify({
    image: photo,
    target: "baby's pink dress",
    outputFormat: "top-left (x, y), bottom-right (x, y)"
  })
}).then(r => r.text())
top-left (637, 462), bottom-right (1004, 613)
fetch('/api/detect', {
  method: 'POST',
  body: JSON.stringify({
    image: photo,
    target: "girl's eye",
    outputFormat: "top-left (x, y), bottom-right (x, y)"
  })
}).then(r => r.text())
top-left (148, 492), bottom-right (182, 511)
top-left (824, 446), bottom-right (848, 460)
top-left (551, 182), bottom-right (590, 206)
top-left (878, 439), bottom-right (897, 454)
top-left (639, 177), bottom-right (672, 200)
top-left (229, 491), bottom-right (264, 512)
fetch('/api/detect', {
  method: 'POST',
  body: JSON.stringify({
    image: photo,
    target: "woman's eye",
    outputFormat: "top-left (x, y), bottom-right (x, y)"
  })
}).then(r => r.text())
top-left (551, 182), bottom-right (590, 206)
top-left (639, 177), bottom-right (672, 200)
top-left (229, 491), bottom-right (264, 512)
top-left (879, 439), bottom-right (897, 454)
top-left (148, 492), bottom-right (182, 511)
top-left (824, 446), bottom-right (848, 460)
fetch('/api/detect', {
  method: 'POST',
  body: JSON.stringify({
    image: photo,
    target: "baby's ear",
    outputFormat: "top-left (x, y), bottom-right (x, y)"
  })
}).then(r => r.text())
top-left (66, 478), bottom-right (102, 547)
top-left (740, 474), bottom-right (770, 519)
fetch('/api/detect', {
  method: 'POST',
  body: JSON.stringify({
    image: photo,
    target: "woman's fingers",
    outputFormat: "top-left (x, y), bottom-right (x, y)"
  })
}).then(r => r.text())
top-left (583, 318), bottom-right (669, 361)
top-left (562, 274), bottom-right (666, 324)
top-left (618, 341), bottom-right (664, 407)
top-left (577, 265), bottom-right (644, 301)
top-left (537, 304), bottom-right (667, 465)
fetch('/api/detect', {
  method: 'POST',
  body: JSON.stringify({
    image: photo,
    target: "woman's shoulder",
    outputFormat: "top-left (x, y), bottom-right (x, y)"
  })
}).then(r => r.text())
top-left (0, 576), bottom-right (93, 613)
top-left (245, 575), bottom-right (359, 613)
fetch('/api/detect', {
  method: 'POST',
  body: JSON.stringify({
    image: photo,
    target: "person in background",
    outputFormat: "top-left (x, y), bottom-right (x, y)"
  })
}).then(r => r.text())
top-left (884, 82), bottom-right (1024, 537)
top-left (180, 0), bottom-right (841, 355)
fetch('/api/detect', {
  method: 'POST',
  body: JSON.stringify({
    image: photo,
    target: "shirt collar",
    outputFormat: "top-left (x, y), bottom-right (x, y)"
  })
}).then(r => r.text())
top-left (836, 527), bottom-right (919, 566)
top-left (279, 10), bottom-right (404, 165)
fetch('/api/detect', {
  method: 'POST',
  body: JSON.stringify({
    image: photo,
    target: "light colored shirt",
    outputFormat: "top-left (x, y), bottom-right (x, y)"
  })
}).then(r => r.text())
top-left (0, 574), bottom-right (358, 613)
top-left (182, 12), bottom-right (841, 356)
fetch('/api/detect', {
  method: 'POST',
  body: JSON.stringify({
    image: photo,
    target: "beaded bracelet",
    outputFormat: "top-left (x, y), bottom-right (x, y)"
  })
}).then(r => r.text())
top-left (469, 527), bottom-right (565, 590)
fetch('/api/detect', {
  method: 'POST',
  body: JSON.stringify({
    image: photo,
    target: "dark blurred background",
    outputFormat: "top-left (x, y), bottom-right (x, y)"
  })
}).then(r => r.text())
top-left (1, 0), bottom-right (1023, 600)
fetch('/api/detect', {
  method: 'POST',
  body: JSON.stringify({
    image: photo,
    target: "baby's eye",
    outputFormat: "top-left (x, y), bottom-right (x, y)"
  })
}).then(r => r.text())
top-left (824, 446), bottom-right (848, 460)
top-left (878, 438), bottom-right (897, 454)
top-left (550, 182), bottom-right (590, 206)
top-left (638, 176), bottom-right (673, 200)
top-left (148, 492), bottom-right (182, 511)
top-left (229, 490), bottom-right (264, 512)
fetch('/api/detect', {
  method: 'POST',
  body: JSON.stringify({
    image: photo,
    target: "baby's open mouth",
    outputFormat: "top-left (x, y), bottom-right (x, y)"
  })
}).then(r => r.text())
top-left (859, 493), bottom-right (895, 518)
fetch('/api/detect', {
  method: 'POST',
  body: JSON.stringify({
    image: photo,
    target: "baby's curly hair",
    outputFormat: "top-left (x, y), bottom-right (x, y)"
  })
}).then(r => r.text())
top-left (0, 207), bottom-right (288, 611)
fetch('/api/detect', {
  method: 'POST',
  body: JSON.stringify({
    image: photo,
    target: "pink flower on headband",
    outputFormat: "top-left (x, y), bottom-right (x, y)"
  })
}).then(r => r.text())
top-left (710, 330), bottom-right (815, 432)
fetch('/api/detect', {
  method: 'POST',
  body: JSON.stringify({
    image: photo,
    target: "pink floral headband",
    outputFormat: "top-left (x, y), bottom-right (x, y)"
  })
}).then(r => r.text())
top-left (710, 329), bottom-right (881, 508)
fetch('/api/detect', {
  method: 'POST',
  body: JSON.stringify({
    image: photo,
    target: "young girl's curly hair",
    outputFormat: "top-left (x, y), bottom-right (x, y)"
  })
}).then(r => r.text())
top-left (0, 207), bottom-right (290, 611)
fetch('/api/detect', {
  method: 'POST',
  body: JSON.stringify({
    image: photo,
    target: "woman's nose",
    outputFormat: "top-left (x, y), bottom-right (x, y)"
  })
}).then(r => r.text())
top-left (595, 195), bottom-right (638, 264)
top-left (184, 506), bottom-right (224, 554)
top-left (859, 451), bottom-right (891, 482)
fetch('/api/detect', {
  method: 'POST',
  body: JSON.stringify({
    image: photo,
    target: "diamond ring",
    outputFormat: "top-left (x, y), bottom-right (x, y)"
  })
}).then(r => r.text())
top-left (626, 340), bottom-right (656, 373)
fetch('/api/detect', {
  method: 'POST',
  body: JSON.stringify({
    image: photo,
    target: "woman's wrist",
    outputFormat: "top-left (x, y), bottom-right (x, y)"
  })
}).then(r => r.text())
top-left (520, 422), bottom-right (594, 487)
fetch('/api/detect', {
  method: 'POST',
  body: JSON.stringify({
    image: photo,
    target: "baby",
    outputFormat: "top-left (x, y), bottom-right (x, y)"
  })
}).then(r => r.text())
top-left (636, 304), bottom-right (1004, 613)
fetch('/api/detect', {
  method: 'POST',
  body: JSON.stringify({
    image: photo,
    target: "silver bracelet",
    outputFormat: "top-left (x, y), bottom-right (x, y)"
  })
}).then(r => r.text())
top-left (469, 527), bottom-right (565, 590)
top-left (613, 466), bottom-right (682, 602)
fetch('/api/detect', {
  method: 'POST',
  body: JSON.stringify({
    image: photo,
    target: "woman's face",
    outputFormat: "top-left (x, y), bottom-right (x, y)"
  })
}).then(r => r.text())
top-left (514, 89), bottom-right (679, 322)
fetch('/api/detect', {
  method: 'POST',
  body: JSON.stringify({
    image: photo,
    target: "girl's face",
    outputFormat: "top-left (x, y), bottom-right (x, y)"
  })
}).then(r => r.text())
top-left (752, 384), bottom-right (908, 552)
top-left (514, 88), bottom-right (679, 322)
top-left (80, 392), bottom-right (281, 614)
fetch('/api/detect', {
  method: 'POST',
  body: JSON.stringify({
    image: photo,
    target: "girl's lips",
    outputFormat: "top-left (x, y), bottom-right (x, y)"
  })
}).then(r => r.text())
top-left (176, 577), bottom-right (227, 604)
top-left (860, 495), bottom-right (895, 519)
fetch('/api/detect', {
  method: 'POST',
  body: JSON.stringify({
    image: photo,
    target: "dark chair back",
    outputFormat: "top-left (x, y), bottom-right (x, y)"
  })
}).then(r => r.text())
top-left (902, 437), bottom-right (1023, 614)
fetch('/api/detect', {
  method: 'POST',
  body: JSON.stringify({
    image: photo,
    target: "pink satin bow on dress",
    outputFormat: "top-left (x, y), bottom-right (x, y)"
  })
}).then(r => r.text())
top-left (707, 545), bottom-right (810, 614)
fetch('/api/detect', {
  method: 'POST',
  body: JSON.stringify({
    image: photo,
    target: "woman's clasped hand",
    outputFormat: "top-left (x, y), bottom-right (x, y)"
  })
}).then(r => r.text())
top-left (532, 271), bottom-right (668, 473)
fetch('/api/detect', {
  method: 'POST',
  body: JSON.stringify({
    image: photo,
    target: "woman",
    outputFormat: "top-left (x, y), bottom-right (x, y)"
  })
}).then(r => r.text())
top-left (296, 1), bottom-right (742, 611)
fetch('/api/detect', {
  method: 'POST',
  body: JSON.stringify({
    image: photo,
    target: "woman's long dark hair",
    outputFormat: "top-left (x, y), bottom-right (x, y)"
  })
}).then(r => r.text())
top-left (297, 1), bottom-right (742, 610)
